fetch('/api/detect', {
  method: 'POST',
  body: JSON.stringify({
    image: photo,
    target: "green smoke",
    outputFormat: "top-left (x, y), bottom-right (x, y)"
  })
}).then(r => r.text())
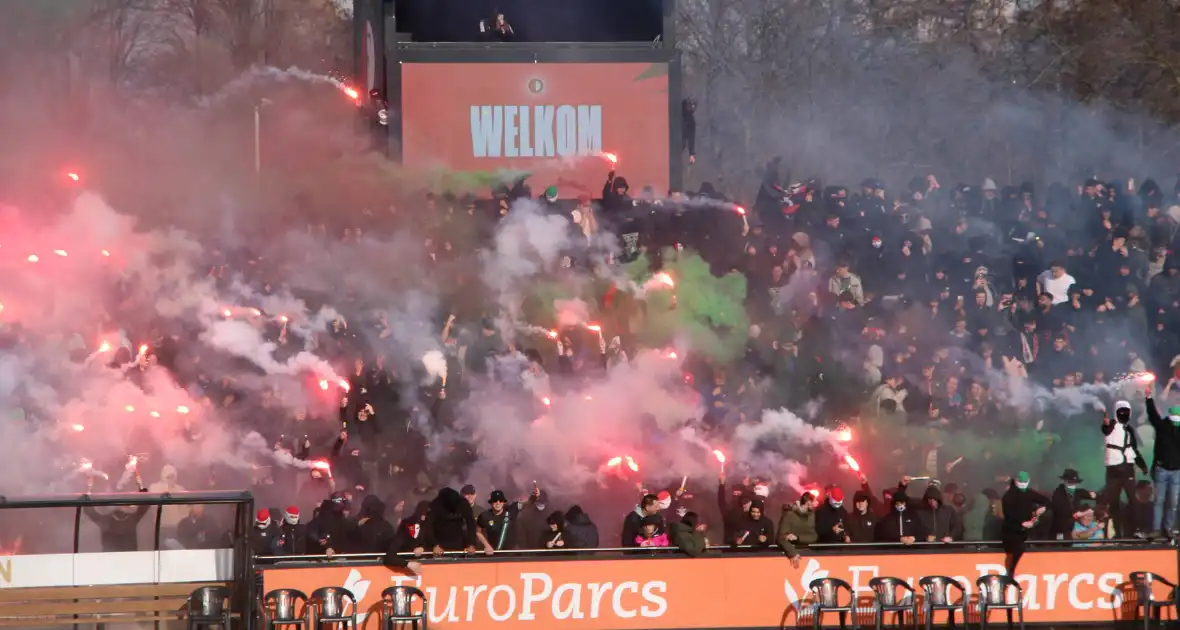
top-left (627, 250), bottom-right (749, 362)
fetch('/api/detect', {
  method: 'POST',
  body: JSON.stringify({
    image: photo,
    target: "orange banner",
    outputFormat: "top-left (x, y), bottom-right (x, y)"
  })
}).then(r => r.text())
top-left (401, 62), bottom-right (670, 196)
top-left (262, 548), bottom-right (1175, 628)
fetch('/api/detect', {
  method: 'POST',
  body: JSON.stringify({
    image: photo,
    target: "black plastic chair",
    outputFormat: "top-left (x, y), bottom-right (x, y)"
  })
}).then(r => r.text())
top-left (808, 577), bottom-right (859, 630)
top-left (1129, 572), bottom-right (1179, 630)
top-left (263, 588), bottom-right (309, 629)
top-left (977, 574), bottom-right (1025, 630)
top-left (381, 586), bottom-right (429, 630)
top-left (918, 576), bottom-right (967, 630)
top-left (186, 585), bottom-right (233, 629)
top-left (869, 577), bottom-right (917, 630)
top-left (310, 586), bottom-right (357, 630)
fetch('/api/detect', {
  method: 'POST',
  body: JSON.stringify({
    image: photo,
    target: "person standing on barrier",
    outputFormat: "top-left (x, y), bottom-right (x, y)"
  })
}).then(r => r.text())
top-left (1102, 400), bottom-right (1149, 537)
top-left (1144, 383), bottom-right (1180, 539)
top-left (1001, 471), bottom-right (1049, 576)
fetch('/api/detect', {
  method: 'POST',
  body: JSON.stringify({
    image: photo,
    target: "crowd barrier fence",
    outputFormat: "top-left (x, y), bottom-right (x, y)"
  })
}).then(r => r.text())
top-left (258, 538), bottom-right (1180, 629)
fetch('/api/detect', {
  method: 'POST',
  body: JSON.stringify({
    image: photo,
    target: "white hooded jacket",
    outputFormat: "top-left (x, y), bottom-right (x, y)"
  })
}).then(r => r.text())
top-left (1104, 401), bottom-right (1141, 467)
top-left (148, 465), bottom-right (187, 529)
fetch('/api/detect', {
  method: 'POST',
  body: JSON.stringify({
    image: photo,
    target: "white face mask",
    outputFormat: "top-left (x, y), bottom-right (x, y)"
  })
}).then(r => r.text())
top-left (1065, 484), bottom-right (1077, 491)
top-left (1015, 481), bottom-right (1030, 490)
top-left (658, 498), bottom-right (672, 510)
top-left (1170, 415), bottom-right (1180, 424)
top-left (829, 500), bottom-right (843, 509)
top-left (895, 505), bottom-right (906, 513)
top-left (256, 519), bottom-right (271, 529)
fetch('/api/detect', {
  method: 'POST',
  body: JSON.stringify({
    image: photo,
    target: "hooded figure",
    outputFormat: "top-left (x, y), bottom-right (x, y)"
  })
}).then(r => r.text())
top-left (543, 511), bottom-right (565, 548)
top-left (354, 495), bottom-right (395, 552)
top-left (718, 477), bottom-right (753, 544)
top-left (1145, 388), bottom-right (1180, 537)
top-left (426, 487), bottom-right (478, 552)
top-left (734, 499), bottom-right (775, 547)
top-left (384, 500), bottom-right (431, 564)
top-left (1102, 400), bottom-right (1148, 537)
top-left (516, 490), bottom-right (552, 549)
top-left (875, 492), bottom-right (925, 544)
top-left (918, 485), bottom-right (963, 542)
top-left (669, 512), bottom-right (708, 556)
top-left (307, 497), bottom-right (354, 555)
top-left (846, 487), bottom-right (877, 543)
top-left (149, 465), bottom-right (186, 530)
top-left (562, 505), bottom-right (599, 549)
top-left (1001, 472), bottom-right (1050, 575)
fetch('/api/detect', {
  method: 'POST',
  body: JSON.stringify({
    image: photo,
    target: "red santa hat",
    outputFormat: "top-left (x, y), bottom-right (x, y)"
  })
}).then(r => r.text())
top-left (284, 506), bottom-right (300, 525)
top-left (829, 487), bottom-right (845, 505)
top-left (255, 509), bottom-right (271, 526)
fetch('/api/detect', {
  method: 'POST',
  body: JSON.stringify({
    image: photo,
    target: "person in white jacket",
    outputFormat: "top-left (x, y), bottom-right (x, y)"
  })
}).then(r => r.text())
top-left (148, 465), bottom-right (187, 541)
top-left (1102, 401), bottom-right (1149, 537)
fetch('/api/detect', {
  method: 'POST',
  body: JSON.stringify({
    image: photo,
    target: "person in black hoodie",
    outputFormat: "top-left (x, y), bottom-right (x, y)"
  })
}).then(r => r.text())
top-left (846, 487), bottom-right (877, 543)
top-left (382, 501), bottom-right (431, 575)
top-left (814, 487), bottom-right (850, 544)
top-left (516, 489), bottom-right (552, 549)
top-left (385, 501), bottom-right (430, 560)
top-left (425, 487), bottom-right (478, 555)
top-left (918, 485), bottom-right (963, 542)
top-left (875, 492), bottom-right (925, 544)
top-left (601, 171), bottom-right (632, 217)
top-left (1050, 469), bottom-right (1098, 540)
top-left (1001, 471), bottom-right (1049, 575)
top-left (353, 495), bottom-right (395, 552)
top-left (562, 505), bottom-right (599, 549)
top-left (543, 511), bottom-right (566, 549)
top-left (717, 470), bottom-right (753, 544)
top-left (1145, 384), bottom-right (1180, 538)
top-left (733, 499), bottom-right (775, 547)
top-left (307, 497), bottom-right (354, 556)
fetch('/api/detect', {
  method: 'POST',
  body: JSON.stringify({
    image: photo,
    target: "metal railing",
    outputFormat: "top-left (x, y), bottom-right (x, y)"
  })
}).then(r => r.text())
top-left (255, 536), bottom-right (1165, 566)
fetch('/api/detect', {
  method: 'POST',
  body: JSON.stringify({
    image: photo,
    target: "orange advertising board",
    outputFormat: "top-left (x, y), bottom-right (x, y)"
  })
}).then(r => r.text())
top-left (401, 63), bottom-right (670, 196)
top-left (262, 548), bottom-right (1175, 628)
